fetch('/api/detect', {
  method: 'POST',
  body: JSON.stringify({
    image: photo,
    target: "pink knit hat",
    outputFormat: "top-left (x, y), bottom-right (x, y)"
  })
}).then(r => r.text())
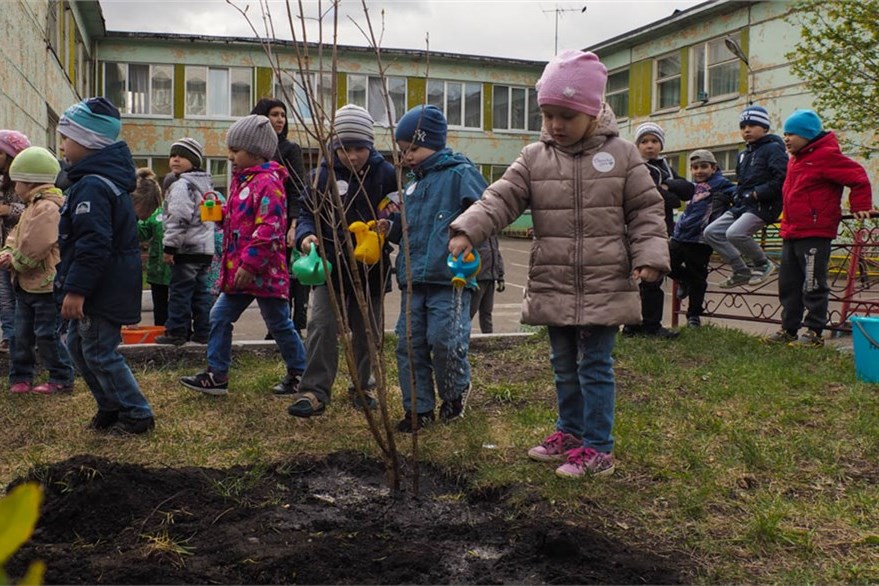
top-left (536, 50), bottom-right (608, 117)
top-left (0, 130), bottom-right (31, 158)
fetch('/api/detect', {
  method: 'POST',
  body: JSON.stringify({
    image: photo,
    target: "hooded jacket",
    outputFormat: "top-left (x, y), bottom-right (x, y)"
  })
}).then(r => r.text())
top-left (388, 148), bottom-right (488, 287)
top-left (780, 131), bottom-right (872, 240)
top-left (3, 185), bottom-right (63, 293)
top-left (450, 105), bottom-right (669, 327)
top-left (732, 133), bottom-right (787, 223)
top-left (162, 170), bottom-right (216, 261)
top-left (296, 147), bottom-right (398, 294)
top-left (56, 141), bottom-right (142, 325)
top-left (218, 160), bottom-right (289, 299)
top-left (672, 169), bottom-right (735, 244)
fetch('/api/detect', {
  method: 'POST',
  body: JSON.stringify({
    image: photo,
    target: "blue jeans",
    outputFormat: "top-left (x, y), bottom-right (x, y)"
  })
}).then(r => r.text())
top-left (395, 285), bottom-right (472, 414)
top-left (165, 262), bottom-right (213, 338)
top-left (207, 293), bottom-right (306, 376)
top-left (548, 325), bottom-right (618, 453)
top-left (0, 268), bottom-right (16, 341)
top-left (67, 314), bottom-right (153, 419)
top-left (9, 289), bottom-right (74, 384)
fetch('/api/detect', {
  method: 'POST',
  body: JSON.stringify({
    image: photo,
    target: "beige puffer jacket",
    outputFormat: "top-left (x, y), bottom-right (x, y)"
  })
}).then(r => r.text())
top-left (3, 185), bottom-right (63, 294)
top-left (450, 105), bottom-right (669, 327)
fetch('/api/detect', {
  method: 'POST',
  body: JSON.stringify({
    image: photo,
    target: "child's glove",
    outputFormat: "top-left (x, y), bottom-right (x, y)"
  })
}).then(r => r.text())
top-left (496, 279), bottom-right (505, 293)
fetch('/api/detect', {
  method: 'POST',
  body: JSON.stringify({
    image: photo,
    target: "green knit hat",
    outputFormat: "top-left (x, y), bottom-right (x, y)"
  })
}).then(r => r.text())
top-left (9, 146), bottom-right (61, 184)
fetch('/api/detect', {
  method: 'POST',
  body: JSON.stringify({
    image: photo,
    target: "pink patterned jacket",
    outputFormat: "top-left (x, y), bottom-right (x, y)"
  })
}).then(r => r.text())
top-left (218, 161), bottom-right (289, 299)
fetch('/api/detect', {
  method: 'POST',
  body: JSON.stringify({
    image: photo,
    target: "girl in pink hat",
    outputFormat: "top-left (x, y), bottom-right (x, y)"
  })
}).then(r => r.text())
top-left (0, 130), bottom-right (31, 353)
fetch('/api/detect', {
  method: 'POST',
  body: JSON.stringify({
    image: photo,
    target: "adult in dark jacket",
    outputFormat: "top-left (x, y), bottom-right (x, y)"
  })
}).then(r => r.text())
top-left (703, 105), bottom-right (787, 289)
top-left (287, 105), bottom-right (398, 418)
top-left (251, 98), bottom-right (309, 333)
top-left (470, 235), bottom-right (505, 333)
top-left (56, 97), bottom-right (154, 435)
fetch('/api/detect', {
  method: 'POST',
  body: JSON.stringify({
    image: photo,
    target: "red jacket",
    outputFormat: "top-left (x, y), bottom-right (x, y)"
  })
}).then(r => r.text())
top-left (780, 132), bottom-right (873, 240)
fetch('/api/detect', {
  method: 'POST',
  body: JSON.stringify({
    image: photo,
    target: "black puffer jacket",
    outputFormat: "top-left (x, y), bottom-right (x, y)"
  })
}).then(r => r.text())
top-left (732, 133), bottom-right (787, 223)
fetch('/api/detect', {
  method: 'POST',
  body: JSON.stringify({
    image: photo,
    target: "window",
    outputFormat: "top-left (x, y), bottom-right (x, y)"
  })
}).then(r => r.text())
top-left (654, 53), bottom-right (681, 111)
top-left (692, 34), bottom-right (740, 102)
top-left (712, 148), bottom-right (740, 181)
top-left (347, 74), bottom-right (407, 126)
top-left (185, 66), bottom-right (252, 118)
top-left (427, 80), bottom-right (482, 129)
top-left (492, 85), bottom-right (540, 132)
top-left (490, 165), bottom-right (509, 183)
top-left (606, 69), bottom-right (629, 118)
top-left (105, 63), bottom-right (173, 116)
top-left (274, 71), bottom-right (334, 123)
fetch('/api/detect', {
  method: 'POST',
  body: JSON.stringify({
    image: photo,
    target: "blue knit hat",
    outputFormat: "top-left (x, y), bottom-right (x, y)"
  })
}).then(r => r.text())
top-left (783, 109), bottom-right (823, 141)
top-left (739, 105), bottom-right (771, 130)
top-left (395, 105), bottom-right (447, 151)
top-left (58, 97), bottom-right (122, 150)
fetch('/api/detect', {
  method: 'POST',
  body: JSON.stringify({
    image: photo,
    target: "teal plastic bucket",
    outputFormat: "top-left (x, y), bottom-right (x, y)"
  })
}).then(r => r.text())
top-left (850, 316), bottom-right (879, 383)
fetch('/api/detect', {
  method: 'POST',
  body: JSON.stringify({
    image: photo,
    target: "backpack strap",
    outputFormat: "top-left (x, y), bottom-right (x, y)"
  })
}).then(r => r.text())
top-left (85, 174), bottom-right (125, 197)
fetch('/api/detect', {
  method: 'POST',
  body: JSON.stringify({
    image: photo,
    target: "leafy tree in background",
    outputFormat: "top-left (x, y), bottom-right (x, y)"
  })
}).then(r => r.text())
top-left (786, 0), bottom-right (879, 158)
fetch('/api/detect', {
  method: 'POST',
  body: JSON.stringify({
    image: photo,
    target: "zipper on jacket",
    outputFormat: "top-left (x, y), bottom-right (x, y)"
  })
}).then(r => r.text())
top-left (573, 153), bottom-right (582, 324)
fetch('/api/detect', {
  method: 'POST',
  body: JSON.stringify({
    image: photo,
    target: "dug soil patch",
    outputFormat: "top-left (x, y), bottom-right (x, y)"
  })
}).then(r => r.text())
top-left (8, 452), bottom-right (684, 584)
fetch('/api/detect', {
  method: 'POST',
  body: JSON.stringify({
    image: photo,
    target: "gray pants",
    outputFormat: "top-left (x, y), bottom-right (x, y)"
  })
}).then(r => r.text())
top-left (299, 284), bottom-right (383, 405)
top-left (469, 281), bottom-right (495, 333)
top-left (703, 211), bottom-right (769, 273)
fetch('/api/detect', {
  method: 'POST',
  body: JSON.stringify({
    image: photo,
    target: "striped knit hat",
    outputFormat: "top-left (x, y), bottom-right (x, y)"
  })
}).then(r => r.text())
top-left (8, 146), bottom-right (61, 184)
top-left (634, 122), bottom-right (665, 150)
top-left (332, 105), bottom-right (375, 150)
top-left (58, 97), bottom-right (121, 150)
top-left (739, 105), bottom-right (771, 130)
top-left (170, 137), bottom-right (204, 170)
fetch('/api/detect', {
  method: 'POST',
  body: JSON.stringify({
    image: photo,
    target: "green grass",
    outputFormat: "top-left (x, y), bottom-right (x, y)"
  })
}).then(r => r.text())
top-left (1, 326), bottom-right (878, 583)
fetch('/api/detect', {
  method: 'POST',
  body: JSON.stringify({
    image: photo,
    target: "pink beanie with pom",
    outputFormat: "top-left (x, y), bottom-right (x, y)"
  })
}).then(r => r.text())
top-left (0, 130), bottom-right (31, 158)
top-left (536, 50), bottom-right (608, 117)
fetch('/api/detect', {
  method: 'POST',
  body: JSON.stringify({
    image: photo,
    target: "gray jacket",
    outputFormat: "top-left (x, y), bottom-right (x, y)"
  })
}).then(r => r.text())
top-left (162, 171), bottom-right (216, 258)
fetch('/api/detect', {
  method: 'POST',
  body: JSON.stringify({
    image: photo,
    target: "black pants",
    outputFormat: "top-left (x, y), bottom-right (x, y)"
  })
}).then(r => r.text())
top-left (469, 281), bottom-right (496, 333)
top-left (669, 239), bottom-right (713, 318)
top-left (779, 237), bottom-right (831, 334)
top-left (150, 283), bottom-right (169, 327)
top-left (290, 277), bottom-right (310, 332)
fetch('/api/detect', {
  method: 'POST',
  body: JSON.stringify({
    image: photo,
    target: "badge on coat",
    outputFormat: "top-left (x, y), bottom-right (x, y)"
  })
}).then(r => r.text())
top-left (336, 180), bottom-right (349, 196)
top-left (592, 152), bottom-right (615, 173)
top-left (238, 187), bottom-right (250, 200)
top-left (406, 182), bottom-right (418, 195)
top-left (75, 202), bottom-right (91, 215)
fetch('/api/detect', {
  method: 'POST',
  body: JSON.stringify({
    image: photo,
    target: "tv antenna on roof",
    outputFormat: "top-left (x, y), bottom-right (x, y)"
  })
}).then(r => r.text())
top-left (542, 3), bottom-right (587, 55)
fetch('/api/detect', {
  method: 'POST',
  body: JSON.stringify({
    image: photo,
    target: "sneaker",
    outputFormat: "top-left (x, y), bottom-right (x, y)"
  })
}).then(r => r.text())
top-left (763, 329), bottom-right (797, 345)
top-left (10, 381), bottom-right (31, 394)
top-left (87, 410), bottom-right (119, 431)
top-left (439, 384), bottom-right (472, 423)
top-left (718, 270), bottom-right (753, 289)
top-left (642, 326), bottom-right (680, 340)
top-left (106, 415), bottom-right (155, 436)
top-left (675, 282), bottom-right (689, 300)
top-left (620, 325), bottom-right (641, 337)
top-left (180, 371), bottom-right (228, 395)
top-left (32, 382), bottom-right (74, 395)
top-left (155, 333), bottom-right (188, 346)
top-left (395, 410), bottom-right (435, 433)
top-left (527, 431), bottom-right (583, 462)
top-left (555, 447), bottom-right (616, 478)
top-left (687, 316), bottom-right (702, 328)
top-left (790, 330), bottom-right (825, 348)
top-left (287, 391), bottom-right (326, 418)
top-left (749, 260), bottom-right (777, 285)
top-left (190, 333), bottom-right (209, 344)
top-left (0, 339), bottom-right (9, 353)
top-left (348, 385), bottom-right (378, 410)
top-left (272, 371), bottom-right (302, 395)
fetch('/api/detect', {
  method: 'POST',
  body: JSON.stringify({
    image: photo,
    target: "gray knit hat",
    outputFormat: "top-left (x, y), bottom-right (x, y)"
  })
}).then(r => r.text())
top-left (634, 122), bottom-right (665, 150)
top-left (332, 104), bottom-right (375, 150)
top-left (169, 137), bottom-right (204, 170)
top-left (226, 115), bottom-right (278, 161)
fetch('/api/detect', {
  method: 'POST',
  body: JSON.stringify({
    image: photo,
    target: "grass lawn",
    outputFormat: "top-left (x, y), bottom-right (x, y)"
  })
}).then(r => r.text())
top-left (2, 326), bottom-right (877, 583)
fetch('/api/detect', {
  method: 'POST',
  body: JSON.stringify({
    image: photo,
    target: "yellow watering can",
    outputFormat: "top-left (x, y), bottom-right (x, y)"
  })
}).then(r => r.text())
top-left (292, 242), bottom-right (332, 286)
top-left (348, 220), bottom-right (384, 265)
top-left (199, 191), bottom-right (224, 222)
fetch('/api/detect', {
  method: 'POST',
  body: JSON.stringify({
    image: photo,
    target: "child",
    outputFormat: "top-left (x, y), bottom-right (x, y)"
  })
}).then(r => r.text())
top-left (623, 122), bottom-right (694, 339)
top-left (764, 109), bottom-right (875, 348)
top-left (180, 115), bottom-right (307, 395)
top-left (133, 168), bottom-right (170, 326)
top-left (287, 104), bottom-right (397, 417)
top-left (449, 50), bottom-right (669, 477)
top-left (56, 97), bottom-right (154, 435)
top-left (470, 235), bottom-right (505, 334)
top-left (388, 104), bottom-right (488, 433)
top-left (669, 149), bottom-right (735, 327)
top-left (703, 105), bottom-right (787, 288)
top-left (0, 130), bottom-right (29, 353)
top-left (0, 146), bottom-right (74, 393)
top-left (155, 138), bottom-right (215, 345)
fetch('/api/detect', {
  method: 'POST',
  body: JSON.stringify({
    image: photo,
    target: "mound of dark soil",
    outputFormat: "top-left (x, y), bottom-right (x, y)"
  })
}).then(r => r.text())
top-left (7, 453), bottom-right (684, 584)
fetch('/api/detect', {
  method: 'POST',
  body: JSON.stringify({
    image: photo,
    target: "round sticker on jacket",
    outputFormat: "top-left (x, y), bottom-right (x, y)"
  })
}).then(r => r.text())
top-left (592, 152), bottom-right (615, 173)
top-left (336, 180), bottom-right (349, 196)
top-left (406, 182), bottom-right (418, 195)
top-left (238, 187), bottom-right (250, 200)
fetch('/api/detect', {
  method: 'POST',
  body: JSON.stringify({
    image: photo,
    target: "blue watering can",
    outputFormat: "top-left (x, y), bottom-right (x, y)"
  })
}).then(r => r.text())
top-left (446, 250), bottom-right (481, 287)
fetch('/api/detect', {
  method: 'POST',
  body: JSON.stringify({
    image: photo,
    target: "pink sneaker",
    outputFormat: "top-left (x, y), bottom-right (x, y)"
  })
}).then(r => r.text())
top-left (10, 382), bottom-right (31, 394)
top-left (555, 447), bottom-right (615, 478)
top-left (32, 382), bottom-right (74, 395)
top-left (527, 431), bottom-right (582, 462)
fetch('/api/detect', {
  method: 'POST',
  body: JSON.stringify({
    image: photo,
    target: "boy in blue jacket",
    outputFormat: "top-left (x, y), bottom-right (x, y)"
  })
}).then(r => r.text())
top-left (703, 105), bottom-right (787, 288)
top-left (387, 105), bottom-right (487, 432)
top-left (56, 97), bottom-right (154, 435)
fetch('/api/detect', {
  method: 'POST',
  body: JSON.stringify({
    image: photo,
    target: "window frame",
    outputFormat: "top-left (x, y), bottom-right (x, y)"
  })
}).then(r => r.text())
top-left (426, 79), bottom-right (483, 130)
top-left (690, 33), bottom-right (741, 104)
top-left (184, 65), bottom-right (253, 120)
top-left (653, 52), bottom-right (682, 113)
top-left (274, 71), bottom-right (335, 124)
top-left (605, 68), bottom-right (630, 119)
top-left (104, 62), bottom-right (174, 118)
top-left (491, 85), bottom-right (541, 133)
top-left (346, 73), bottom-right (407, 126)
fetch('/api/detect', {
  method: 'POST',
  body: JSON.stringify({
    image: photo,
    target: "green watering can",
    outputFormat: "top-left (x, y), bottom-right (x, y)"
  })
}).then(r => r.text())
top-left (292, 243), bottom-right (332, 286)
